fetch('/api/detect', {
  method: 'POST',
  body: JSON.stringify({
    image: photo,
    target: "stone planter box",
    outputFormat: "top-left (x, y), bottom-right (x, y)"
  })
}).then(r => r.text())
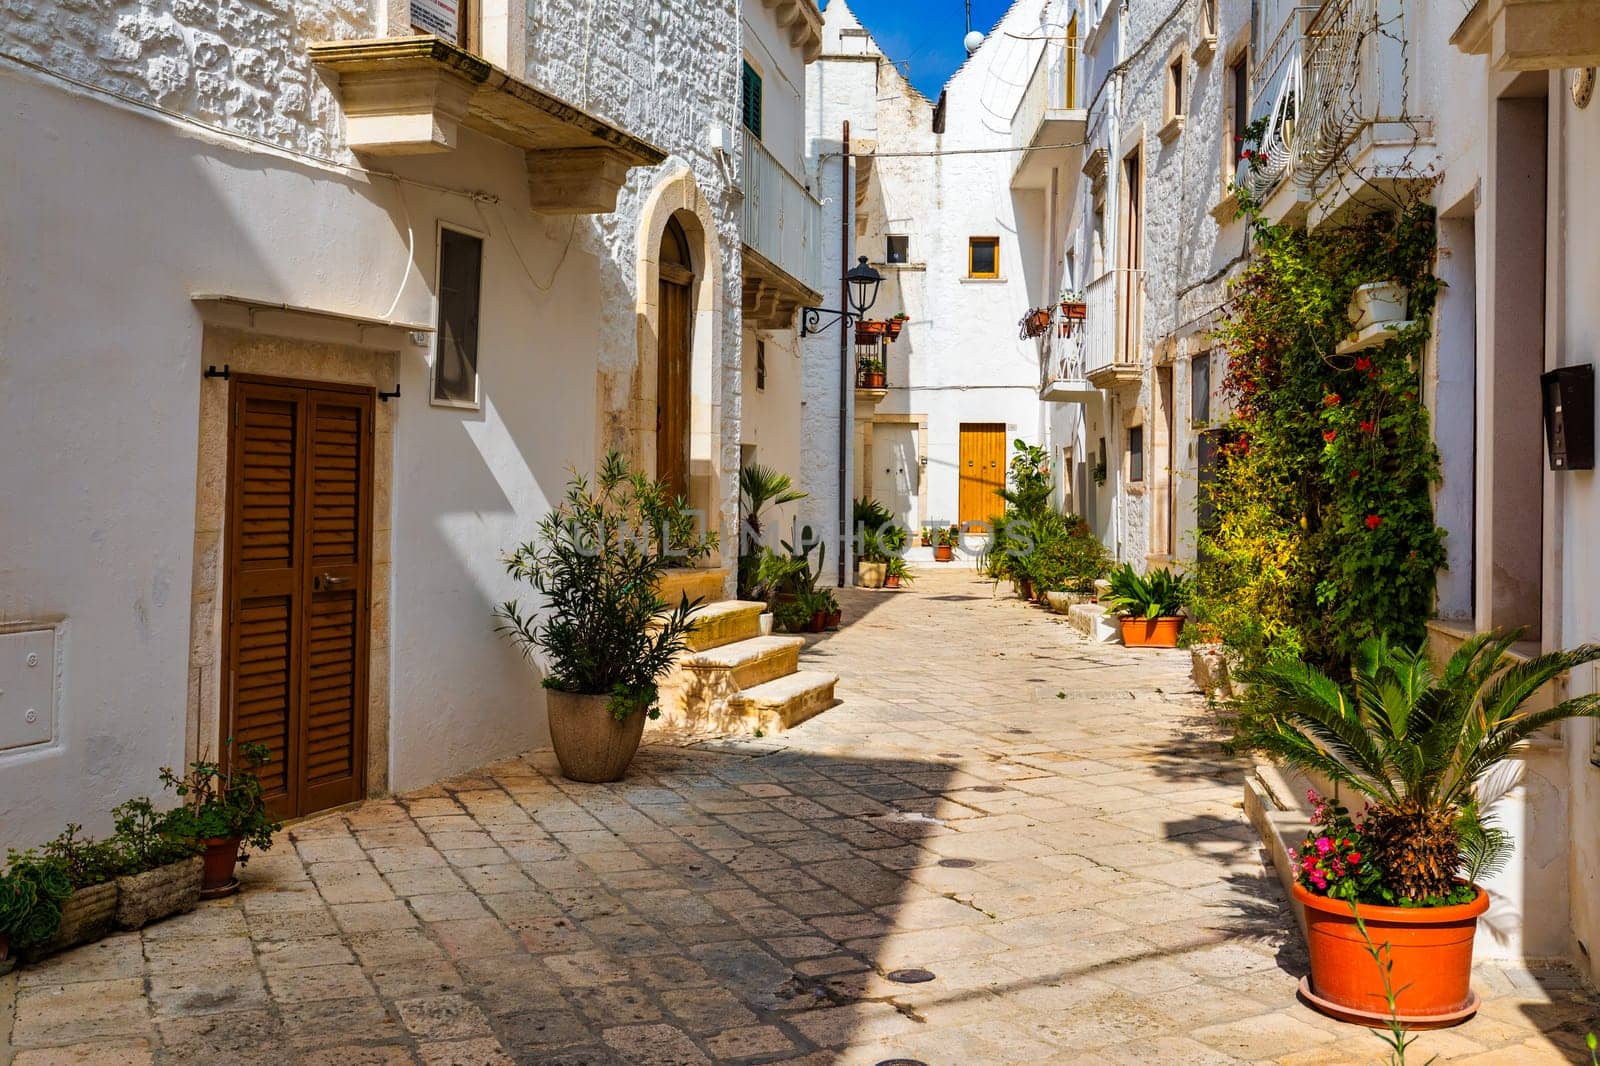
top-left (24, 881), bottom-right (117, 960)
top-left (857, 561), bottom-right (887, 589)
top-left (116, 858), bottom-right (203, 931)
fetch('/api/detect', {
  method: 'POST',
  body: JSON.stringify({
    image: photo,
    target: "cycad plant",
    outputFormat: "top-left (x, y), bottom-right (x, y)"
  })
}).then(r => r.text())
top-left (740, 464), bottom-right (806, 546)
top-left (1245, 632), bottom-right (1600, 903)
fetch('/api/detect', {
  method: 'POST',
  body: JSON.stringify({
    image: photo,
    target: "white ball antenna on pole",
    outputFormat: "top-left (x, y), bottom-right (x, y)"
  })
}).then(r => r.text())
top-left (963, 0), bottom-right (984, 52)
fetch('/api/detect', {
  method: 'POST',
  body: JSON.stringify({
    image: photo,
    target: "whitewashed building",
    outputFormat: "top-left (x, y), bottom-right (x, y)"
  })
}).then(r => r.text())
top-left (801, 0), bottom-right (1057, 576)
top-left (0, 0), bottom-right (760, 842)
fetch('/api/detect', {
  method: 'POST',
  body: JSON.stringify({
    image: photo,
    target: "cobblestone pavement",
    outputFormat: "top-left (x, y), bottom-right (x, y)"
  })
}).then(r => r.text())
top-left (4, 570), bottom-right (1597, 1065)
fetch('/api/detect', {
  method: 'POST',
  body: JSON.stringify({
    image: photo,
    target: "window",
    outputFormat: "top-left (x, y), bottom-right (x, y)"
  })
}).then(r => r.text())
top-left (1064, 15), bottom-right (1079, 108)
top-left (886, 235), bottom-right (910, 265)
top-left (756, 340), bottom-right (766, 391)
top-left (411, 0), bottom-right (475, 50)
top-left (432, 227), bottom-right (483, 407)
top-left (1200, 0), bottom-right (1217, 39)
top-left (1192, 352), bottom-right (1211, 425)
top-left (968, 236), bottom-right (1000, 278)
top-left (1226, 53), bottom-right (1250, 186)
top-left (1168, 56), bottom-right (1186, 120)
top-left (1128, 426), bottom-right (1145, 482)
top-left (741, 60), bottom-right (763, 139)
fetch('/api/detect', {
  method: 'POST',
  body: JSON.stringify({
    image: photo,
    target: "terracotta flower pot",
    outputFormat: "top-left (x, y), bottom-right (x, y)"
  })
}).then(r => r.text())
top-left (885, 575), bottom-right (901, 589)
top-left (1120, 616), bottom-right (1183, 647)
top-left (827, 609), bottom-right (842, 629)
top-left (1061, 301), bottom-right (1087, 321)
top-left (862, 371), bottom-right (886, 389)
top-left (1293, 882), bottom-right (1489, 1028)
top-left (933, 544), bottom-right (954, 562)
top-left (809, 611), bottom-right (827, 633)
top-left (885, 319), bottom-right (905, 340)
top-left (201, 837), bottom-right (242, 898)
top-left (547, 689), bottom-right (648, 783)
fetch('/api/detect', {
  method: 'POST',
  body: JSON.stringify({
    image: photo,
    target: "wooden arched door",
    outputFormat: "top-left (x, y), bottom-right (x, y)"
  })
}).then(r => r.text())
top-left (657, 217), bottom-right (694, 500)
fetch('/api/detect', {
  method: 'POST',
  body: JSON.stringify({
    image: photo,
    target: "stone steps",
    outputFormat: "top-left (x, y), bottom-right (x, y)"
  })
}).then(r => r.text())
top-left (657, 599), bottom-right (766, 652)
top-left (727, 670), bottom-right (839, 734)
top-left (656, 635), bottom-right (807, 727)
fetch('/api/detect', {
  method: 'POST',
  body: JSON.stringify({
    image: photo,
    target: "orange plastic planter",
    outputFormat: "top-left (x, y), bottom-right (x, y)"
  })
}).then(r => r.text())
top-left (1119, 616), bottom-right (1182, 647)
top-left (1293, 881), bottom-right (1488, 1028)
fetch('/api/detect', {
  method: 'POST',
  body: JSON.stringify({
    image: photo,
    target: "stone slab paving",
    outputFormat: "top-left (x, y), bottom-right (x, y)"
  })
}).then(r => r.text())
top-left (4, 569), bottom-right (1596, 1064)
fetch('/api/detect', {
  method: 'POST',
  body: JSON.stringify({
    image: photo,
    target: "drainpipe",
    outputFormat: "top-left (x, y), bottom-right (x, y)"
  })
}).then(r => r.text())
top-left (838, 120), bottom-right (851, 587)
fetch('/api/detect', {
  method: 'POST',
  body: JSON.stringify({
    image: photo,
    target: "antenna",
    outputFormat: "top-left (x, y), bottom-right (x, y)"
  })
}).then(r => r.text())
top-left (965, 0), bottom-right (972, 34)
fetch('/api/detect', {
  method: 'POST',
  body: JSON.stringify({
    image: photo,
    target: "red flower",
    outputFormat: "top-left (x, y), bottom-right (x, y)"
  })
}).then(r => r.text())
top-left (1348, 852), bottom-right (1361, 864)
top-left (1323, 393), bottom-right (1341, 407)
top-left (1366, 514), bottom-right (1382, 530)
top-left (1350, 469), bottom-right (1361, 480)
top-left (1323, 430), bottom-right (1338, 443)
top-left (1360, 420), bottom-right (1376, 434)
top-left (1354, 356), bottom-right (1373, 373)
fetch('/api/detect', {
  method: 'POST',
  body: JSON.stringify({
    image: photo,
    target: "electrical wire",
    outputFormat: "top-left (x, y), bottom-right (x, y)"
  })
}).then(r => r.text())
top-left (483, 201), bottom-right (579, 293)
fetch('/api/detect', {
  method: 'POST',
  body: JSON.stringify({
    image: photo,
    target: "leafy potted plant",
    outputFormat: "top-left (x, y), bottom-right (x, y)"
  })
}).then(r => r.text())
top-left (854, 497), bottom-right (893, 588)
top-left (738, 464), bottom-right (807, 600)
top-left (161, 741), bottom-right (280, 898)
top-left (496, 453), bottom-right (699, 783)
top-left (932, 525), bottom-right (957, 562)
top-left (1106, 564), bottom-right (1191, 647)
top-left (1059, 288), bottom-right (1087, 321)
top-left (884, 556), bottom-right (914, 589)
top-left (885, 312), bottom-right (909, 341)
top-left (1091, 457), bottom-right (1108, 486)
top-left (857, 355), bottom-right (886, 390)
top-left (1245, 634), bottom-right (1600, 1027)
top-left (0, 854), bottom-right (71, 971)
top-left (822, 588), bottom-right (842, 629)
top-left (107, 799), bottom-right (203, 929)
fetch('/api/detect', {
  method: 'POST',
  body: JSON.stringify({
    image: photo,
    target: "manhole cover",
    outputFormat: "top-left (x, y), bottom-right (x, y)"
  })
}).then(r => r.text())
top-left (885, 968), bottom-right (936, 984)
top-left (937, 858), bottom-right (977, 869)
top-left (971, 785), bottom-right (1005, 793)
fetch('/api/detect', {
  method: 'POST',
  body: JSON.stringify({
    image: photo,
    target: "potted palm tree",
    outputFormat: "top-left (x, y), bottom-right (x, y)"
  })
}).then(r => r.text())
top-left (496, 454), bottom-right (698, 783)
top-left (1245, 633), bottom-right (1600, 1027)
top-left (1106, 565), bottom-right (1190, 647)
top-left (739, 464), bottom-right (807, 602)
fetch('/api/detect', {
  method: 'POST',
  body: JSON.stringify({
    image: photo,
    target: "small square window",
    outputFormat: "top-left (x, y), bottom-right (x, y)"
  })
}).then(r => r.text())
top-left (756, 340), bottom-right (766, 391)
top-left (432, 227), bottom-right (483, 408)
top-left (968, 236), bottom-right (999, 278)
top-left (886, 235), bottom-right (910, 264)
top-left (1128, 426), bottom-right (1145, 483)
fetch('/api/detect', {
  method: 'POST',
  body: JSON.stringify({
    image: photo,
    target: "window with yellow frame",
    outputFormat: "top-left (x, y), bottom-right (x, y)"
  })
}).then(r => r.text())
top-left (968, 236), bottom-right (1000, 278)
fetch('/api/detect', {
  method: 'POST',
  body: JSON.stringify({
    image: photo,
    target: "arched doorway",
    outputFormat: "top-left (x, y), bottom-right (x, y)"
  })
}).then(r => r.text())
top-left (657, 216), bottom-right (694, 500)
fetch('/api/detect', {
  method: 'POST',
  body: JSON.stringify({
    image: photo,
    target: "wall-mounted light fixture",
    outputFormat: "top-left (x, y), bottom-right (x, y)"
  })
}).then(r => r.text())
top-left (801, 257), bottom-right (885, 337)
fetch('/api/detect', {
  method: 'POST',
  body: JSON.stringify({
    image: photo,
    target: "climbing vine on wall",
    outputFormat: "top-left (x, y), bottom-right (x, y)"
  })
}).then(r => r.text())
top-left (1192, 185), bottom-right (1447, 678)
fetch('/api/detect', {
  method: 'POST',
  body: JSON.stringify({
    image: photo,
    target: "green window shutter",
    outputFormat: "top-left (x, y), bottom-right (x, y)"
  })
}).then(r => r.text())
top-left (742, 61), bottom-right (763, 139)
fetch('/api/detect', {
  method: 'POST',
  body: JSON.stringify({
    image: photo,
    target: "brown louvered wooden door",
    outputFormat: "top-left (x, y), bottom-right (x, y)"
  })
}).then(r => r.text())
top-left (225, 378), bottom-right (372, 819)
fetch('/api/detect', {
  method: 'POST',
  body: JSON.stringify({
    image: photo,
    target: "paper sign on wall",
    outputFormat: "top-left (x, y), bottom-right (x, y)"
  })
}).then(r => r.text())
top-left (411, 0), bottom-right (460, 43)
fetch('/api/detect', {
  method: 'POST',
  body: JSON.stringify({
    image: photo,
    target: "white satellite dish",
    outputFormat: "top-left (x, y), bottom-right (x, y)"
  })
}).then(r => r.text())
top-left (964, 29), bottom-right (985, 53)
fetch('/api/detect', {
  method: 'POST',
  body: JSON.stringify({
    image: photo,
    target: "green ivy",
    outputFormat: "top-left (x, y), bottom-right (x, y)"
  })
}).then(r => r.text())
top-left (1193, 189), bottom-right (1447, 681)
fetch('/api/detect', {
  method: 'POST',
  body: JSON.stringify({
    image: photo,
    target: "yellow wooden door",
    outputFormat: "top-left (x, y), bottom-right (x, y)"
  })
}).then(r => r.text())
top-left (958, 423), bottom-right (1007, 525)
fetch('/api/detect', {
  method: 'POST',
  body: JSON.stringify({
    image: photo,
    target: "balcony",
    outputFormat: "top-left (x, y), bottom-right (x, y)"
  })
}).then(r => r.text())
top-left (1451, 0), bottom-right (1600, 71)
top-left (1240, 4), bottom-right (1320, 222)
top-left (741, 132), bottom-right (824, 331)
top-left (1082, 269), bottom-right (1143, 390)
top-left (1012, 35), bottom-right (1087, 189)
top-left (308, 36), bottom-right (666, 214)
top-left (1294, 0), bottom-right (1433, 226)
top-left (1040, 322), bottom-right (1098, 403)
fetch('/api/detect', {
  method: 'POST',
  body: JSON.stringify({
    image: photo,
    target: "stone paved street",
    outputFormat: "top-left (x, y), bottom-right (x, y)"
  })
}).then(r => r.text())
top-left (3, 569), bottom-right (1596, 1065)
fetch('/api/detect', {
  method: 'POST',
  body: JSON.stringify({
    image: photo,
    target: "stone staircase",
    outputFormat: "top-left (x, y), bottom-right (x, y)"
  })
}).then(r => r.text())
top-left (655, 598), bottom-right (838, 735)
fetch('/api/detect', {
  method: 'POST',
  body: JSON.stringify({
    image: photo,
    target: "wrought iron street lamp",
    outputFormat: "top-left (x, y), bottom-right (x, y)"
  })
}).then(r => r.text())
top-left (801, 257), bottom-right (884, 337)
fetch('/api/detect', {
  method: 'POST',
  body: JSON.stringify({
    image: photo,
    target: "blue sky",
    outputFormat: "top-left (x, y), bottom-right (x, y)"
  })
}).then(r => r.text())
top-left (825, 0), bottom-right (1015, 99)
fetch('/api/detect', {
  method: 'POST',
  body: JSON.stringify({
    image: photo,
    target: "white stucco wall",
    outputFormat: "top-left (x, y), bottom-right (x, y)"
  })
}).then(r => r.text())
top-left (0, 0), bottom-right (743, 846)
top-left (803, 0), bottom-right (1051, 565)
top-left (742, 0), bottom-right (812, 178)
